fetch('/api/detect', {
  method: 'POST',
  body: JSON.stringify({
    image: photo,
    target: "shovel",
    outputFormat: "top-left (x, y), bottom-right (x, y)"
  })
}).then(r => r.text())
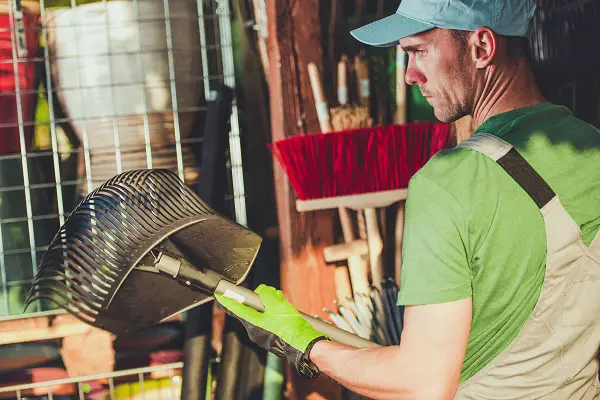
top-left (25, 169), bottom-right (376, 349)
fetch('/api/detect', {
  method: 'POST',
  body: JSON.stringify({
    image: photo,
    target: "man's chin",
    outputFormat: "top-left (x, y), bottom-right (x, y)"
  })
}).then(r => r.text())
top-left (432, 110), bottom-right (455, 124)
top-left (433, 107), bottom-right (468, 124)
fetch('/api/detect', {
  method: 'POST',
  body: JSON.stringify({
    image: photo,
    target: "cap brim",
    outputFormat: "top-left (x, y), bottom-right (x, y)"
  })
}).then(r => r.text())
top-left (350, 13), bottom-right (436, 47)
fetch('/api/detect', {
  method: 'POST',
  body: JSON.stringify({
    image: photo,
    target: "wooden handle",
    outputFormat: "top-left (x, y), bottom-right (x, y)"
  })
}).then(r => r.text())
top-left (333, 266), bottom-right (353, 308)
top-left (364, 207), bottom-right (384, 289)
top-left (339, 206), bottom-right (370, 295)
top-left (337, 55), bottom-right (348, 106)
top-left (215, 280), bottom-right (378, 348)
top-left (323, 239), bottom-right (369, 263)
top-left (395, 45), bottom-right (408, 124)
top-left (354, 56), bottom-right (370, 108)
top-left (330, 205), bottom-right (354, 306)
top-left (357, 210), bottom-right (367, 240)
top-left (307, 62), bottom-right (332, 133)
top-left (308, 62), bottom-right (353, 303)
top-left (251, 0), bottom-right (269, 79)
top-left (394, 201), bottom-right (406, 284)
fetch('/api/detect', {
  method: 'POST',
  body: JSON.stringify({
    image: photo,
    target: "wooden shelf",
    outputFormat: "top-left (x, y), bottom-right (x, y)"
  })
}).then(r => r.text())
top-left (0, 313), bottom-right (183, 346)
top-left (0, 314), bottom-right (90, 346)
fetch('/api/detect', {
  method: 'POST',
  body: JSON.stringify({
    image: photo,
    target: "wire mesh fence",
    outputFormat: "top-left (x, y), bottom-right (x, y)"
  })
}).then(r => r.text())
top-left (0, 0), bottom-right (247, 320)
top-left (0, 361), bottom-right (187, 399)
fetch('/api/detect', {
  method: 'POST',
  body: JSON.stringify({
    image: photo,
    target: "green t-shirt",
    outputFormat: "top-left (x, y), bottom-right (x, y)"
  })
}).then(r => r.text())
top-left (397, 102), bottom-right (600, 382)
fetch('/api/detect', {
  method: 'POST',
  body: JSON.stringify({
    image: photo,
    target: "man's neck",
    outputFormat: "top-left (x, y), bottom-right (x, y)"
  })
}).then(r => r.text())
top-left (472, 60), bottom-right (546, 128)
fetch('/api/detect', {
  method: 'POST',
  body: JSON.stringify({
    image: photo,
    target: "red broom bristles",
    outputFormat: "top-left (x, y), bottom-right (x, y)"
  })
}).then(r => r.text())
top-left (269, 122), bottom-right (453, 201)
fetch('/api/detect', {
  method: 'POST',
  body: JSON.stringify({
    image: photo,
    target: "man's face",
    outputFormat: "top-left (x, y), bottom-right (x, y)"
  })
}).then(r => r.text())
top-left (399, 28), bottom-right (475, 123)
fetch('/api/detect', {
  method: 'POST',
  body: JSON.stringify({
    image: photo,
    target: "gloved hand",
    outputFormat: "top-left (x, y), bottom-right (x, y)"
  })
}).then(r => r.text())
top-left (215, 284), bottom-right (329, 378)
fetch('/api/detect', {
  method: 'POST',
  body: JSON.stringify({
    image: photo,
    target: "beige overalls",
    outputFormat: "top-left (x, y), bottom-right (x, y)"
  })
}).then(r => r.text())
top-left (454, 133), bottom-right (600, 399)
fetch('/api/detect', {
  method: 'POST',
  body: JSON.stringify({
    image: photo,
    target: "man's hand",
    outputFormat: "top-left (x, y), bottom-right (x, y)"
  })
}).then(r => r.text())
top-left (309, 297), bottom-right (472, 400)
top-left (216, 284), bottom-right (472, 399)
top-left (215, 284), bottom-right (329, 378)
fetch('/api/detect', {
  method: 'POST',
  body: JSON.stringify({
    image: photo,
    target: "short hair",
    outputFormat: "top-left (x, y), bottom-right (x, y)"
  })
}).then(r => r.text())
top-left (450, 29), bottom-right (529, 62)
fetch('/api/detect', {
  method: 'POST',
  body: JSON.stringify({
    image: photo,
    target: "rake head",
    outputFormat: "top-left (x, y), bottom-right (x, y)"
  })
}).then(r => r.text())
top-left (25, 169), bottom-right (262, 335)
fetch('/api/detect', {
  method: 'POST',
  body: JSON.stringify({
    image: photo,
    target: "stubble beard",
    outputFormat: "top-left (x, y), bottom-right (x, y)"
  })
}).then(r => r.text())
top-left (433, 43), bottom-right (475, 123)
top-left (433, 101), bottom-right (469, 123)
top-left (432, 70), bottom-right (473, 123)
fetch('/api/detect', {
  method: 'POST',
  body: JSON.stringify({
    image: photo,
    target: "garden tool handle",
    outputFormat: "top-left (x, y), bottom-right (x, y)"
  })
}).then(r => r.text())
top-left (215, 280), bottom-right (378, 349)
top-left (395, 46), bottom-right (408, 125)
top-left (364, 207), bottom-right (384, 289)
top-left (307, 62), bottom-right (333, 133)
top-left (337, 55), bottom-right (348, 106)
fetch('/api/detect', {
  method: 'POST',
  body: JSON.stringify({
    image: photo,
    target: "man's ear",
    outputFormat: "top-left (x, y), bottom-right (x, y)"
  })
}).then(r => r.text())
top-left (470, 27), bottom-right (497, 69)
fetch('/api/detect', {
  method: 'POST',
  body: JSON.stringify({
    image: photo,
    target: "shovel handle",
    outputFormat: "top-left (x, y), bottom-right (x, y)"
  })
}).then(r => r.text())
top-left (216, 280), bottom-right (378, 349)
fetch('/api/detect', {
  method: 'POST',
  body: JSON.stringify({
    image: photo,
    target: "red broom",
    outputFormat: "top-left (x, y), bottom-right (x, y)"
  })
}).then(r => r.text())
top-left (269, 62), bottom-right (453, 290)
top-left (269, 121), bottom-right (452, 209)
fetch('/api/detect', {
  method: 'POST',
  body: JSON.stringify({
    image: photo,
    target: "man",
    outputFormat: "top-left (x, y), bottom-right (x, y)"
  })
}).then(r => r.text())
top-left (217, 0), bottom-right (600, 398)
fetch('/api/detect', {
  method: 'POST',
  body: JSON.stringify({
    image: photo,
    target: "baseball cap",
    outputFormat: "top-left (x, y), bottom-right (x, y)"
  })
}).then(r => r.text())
top-left (350, 0), bottom-right (537, 47)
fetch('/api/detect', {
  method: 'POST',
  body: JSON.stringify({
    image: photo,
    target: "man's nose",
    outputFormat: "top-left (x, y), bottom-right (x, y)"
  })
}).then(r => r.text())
top-left (405, 66), bottom-right (426, 86)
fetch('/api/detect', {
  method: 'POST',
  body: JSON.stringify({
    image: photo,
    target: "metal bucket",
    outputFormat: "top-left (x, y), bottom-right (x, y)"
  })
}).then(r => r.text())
top-left (45, 0), bottom-right (203, 194)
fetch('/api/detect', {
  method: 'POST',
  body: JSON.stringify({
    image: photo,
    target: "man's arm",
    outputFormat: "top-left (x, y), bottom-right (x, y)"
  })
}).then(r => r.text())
top-left (310, 297), bottom-right (472, 400)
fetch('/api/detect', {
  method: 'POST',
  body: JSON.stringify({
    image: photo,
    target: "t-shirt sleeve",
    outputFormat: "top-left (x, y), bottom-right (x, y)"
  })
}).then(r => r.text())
top-left (397, 173), bottom-right (472, 306)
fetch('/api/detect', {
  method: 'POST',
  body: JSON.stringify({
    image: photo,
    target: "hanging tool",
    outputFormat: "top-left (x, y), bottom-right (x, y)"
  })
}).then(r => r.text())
top-left (307, 61), bottom-right (355, 305)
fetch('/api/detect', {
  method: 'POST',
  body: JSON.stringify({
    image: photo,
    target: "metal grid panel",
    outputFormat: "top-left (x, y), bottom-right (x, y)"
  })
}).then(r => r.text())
top-left (0, 0), bottom-right (246, 319)
top-left (0, 361), bottom-right (186, 399)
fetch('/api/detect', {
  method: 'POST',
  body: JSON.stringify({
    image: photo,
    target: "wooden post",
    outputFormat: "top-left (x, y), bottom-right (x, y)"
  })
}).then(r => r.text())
top-left (266, 1), bottom-right (342, 399)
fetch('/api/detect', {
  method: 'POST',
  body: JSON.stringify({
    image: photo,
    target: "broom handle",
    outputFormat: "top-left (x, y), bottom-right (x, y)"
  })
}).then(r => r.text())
top-left (307, 62), bottom-right (355, 305)
top-left (332, 62), bottom-right (371, 296)
top-left (216, 280), bottom-right (378, 348)
top-left (307, 62), bottom-right (332, 133)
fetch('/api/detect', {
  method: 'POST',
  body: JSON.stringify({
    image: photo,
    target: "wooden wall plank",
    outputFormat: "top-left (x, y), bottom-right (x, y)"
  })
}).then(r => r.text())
top-left (266, 1), bottom-right (342, 399)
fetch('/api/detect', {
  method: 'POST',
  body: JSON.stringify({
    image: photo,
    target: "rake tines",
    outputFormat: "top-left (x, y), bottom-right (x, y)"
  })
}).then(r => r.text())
top-left (25, 169), bottom-right (216, 327)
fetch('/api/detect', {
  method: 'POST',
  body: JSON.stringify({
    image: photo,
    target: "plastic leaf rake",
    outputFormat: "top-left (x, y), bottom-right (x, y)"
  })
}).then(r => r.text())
top-left (25, 169), bottom-right (374, 348)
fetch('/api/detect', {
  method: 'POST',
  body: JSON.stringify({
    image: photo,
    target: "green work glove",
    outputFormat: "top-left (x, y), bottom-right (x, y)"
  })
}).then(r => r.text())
top-left (215, 284), bottom-right (329, 379)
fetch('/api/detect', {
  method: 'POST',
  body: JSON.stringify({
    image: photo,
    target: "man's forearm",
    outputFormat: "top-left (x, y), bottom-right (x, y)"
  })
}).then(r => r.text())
top-left (309, 339), bottom-right (455, 400)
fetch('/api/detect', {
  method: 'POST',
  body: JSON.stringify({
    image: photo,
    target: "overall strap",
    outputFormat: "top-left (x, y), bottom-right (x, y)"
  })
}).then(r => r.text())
top-left (457, 133), bottom-right (556, 209)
